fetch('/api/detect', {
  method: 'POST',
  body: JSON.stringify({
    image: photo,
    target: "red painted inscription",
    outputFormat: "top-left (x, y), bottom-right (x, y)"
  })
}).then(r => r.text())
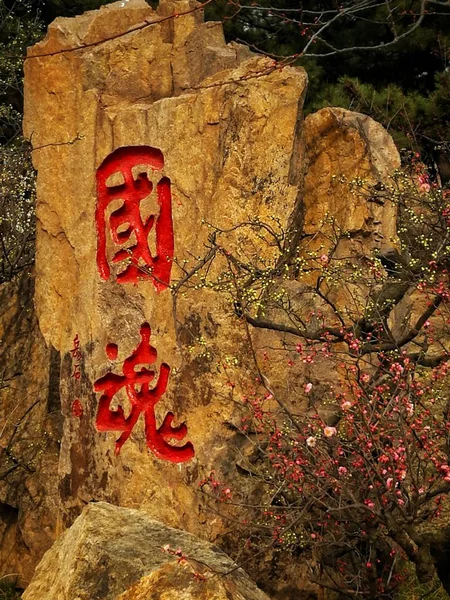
top-left (96, 146), bottom-right (174, 291)
top-left (94, 323), bottom-right (194, 462)
top-left (70, 335), bottom-right (83, 417)
top-left (70, 334), bottom-right (82, 381)
top-left (72, 399), bottom-right (83, 418)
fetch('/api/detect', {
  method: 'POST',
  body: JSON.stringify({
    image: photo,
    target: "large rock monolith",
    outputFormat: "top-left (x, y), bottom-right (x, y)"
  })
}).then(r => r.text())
top-left (13, 0), bottom-right (400, 592)
top-left (23, 0), bottom-right (307, 535)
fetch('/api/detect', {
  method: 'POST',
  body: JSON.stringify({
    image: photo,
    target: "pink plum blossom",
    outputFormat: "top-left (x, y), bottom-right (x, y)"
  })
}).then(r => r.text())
top-left (324, 426), bottom-right (337, 438)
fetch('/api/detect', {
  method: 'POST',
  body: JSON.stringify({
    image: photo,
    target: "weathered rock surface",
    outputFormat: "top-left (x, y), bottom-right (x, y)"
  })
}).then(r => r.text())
top-left (23, 0), bottom-right (307, 537)
top-left (0, 272), bottom-right (60, 585)
top-left (3, 0), bottom-right (401, 594)
top-left (23, 501), bottom-right (271, 600)
top-left (250, 107), bottom-right (401, 424)
top-left (303, 106), bottom-right (400, 255)
top-left (116, 562), bottom-right (269, 600)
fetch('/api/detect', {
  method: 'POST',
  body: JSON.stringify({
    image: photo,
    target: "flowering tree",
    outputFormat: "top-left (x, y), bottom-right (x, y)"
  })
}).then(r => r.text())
top-left (201, 361), bottom-right (450, 598)
top-left (0, 141), bottom-right (36, 283)
top-left (177, 164), bottom-right (450, 598)
top-left (0, 0), bottom-right (42, 284)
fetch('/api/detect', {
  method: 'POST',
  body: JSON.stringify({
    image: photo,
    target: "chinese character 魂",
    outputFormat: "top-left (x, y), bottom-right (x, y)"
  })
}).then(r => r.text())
top-left (94, 323), bottom-right (194, 462)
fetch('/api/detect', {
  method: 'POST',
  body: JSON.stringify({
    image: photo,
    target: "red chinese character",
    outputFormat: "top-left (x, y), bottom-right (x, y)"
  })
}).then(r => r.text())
top-left (71, 364), bottom-right (81, 380)
top-left (72, 399), bottom-right (83, 418)
top-left (70, 334), bottom-right (83, 362)
top-left (96, 147), bottom-right (174, 291)
top-left (71, 334), bottom-right (80, 351)
top-left (94, 323), bottom-right (194, 462)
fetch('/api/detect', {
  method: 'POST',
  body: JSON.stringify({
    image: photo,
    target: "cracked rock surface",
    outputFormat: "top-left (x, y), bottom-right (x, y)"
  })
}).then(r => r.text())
top-left (23, 502), bottom-right (271, 600)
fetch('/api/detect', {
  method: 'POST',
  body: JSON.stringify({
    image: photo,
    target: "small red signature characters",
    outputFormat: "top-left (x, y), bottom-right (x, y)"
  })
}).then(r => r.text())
top-left (94, 323), bottom-right (194, 462)
top-left (70, 335), bottom-right (84, 417)
top-left (71, 399), bottom-right (83, 418)
top-left (70, 334), bottom-right (82, 380)
top-left (96, 146), bottom-right (174, 292)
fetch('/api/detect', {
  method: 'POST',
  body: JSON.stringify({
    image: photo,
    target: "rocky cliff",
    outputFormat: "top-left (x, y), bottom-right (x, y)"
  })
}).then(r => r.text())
top-left (0, 0), bottom-right (399, 595)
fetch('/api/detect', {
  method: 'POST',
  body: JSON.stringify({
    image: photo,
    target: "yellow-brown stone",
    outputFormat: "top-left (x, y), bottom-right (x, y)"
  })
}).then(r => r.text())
top-left (12, 0), bottom-right (401, 594)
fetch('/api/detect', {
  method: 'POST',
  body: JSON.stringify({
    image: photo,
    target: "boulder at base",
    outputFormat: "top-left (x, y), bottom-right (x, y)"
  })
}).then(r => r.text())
top-left (22, 501), bottom-right (271, 600)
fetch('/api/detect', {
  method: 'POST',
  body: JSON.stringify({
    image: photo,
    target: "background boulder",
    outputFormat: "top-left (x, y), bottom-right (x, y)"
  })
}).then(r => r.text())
top-left (23, 502), bottom-right (271, 600)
